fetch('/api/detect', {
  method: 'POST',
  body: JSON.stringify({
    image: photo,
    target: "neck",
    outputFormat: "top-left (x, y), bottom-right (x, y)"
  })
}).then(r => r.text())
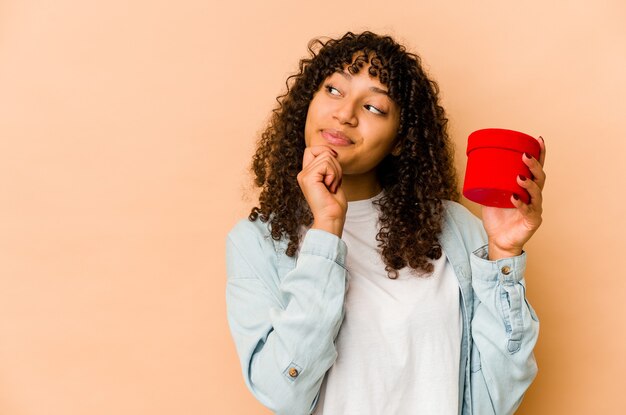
top-left (340, 171), bottom-right (382, 202)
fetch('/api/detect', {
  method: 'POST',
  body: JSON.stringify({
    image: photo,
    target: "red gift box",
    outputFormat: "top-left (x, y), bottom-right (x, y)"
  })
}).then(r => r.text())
top-left (463, 128), bottom-right (541, 208)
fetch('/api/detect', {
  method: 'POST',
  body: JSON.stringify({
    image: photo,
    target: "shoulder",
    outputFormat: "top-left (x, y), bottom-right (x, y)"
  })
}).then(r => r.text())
top-left (225, 218), bottom-right (281, 281)
top-left (227, 217), bottom-right (272, 242)
top-left (226, 217), bottom-right (281, 258)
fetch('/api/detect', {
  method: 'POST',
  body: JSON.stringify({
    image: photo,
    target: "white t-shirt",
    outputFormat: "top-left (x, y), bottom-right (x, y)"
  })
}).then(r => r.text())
top-left (313, 191), bottom-right (462, 415)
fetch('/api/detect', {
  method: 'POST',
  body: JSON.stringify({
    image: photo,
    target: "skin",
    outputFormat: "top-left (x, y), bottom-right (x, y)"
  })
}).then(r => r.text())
top-left (297, 63), bottom-right (547, 260)
top-left (299, 63), bottom-right (401, 237)
top-left (483, 137), bottom-right (547, 259)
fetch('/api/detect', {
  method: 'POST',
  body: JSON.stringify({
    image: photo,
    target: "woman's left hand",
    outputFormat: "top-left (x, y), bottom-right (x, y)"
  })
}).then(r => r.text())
top-left (481, 136), bottom-right (546, 260)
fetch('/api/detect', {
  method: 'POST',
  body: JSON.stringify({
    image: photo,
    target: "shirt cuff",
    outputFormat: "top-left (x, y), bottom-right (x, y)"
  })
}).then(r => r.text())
top-left (471, 244), bottom-right (527, 284)
top-left (299, 229), bottom-right (348, 267)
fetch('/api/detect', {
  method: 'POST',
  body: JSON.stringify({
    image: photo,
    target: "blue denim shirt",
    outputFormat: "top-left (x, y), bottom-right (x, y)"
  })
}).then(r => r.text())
top-left (225, 200), bottom-right (539, 414)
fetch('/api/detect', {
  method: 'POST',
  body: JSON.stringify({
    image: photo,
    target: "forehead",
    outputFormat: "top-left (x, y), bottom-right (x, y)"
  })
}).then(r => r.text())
top-left (329, 66), bottom-right (388, 91)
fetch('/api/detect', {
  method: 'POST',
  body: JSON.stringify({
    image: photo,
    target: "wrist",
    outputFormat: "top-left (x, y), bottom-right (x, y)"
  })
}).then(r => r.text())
top-left (488, 242), bottom-right (523, 261)
top-left (312, 218), bottom-right (344, 238)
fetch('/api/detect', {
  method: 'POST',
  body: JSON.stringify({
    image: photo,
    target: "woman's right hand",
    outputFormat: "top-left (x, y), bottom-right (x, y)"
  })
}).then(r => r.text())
top-left (297, 145), bottom-right (347, 237)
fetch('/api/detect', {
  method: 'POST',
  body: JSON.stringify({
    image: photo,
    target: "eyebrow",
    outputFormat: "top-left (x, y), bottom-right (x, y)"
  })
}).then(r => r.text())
top-left (336, 71), bottom-right (389, 96)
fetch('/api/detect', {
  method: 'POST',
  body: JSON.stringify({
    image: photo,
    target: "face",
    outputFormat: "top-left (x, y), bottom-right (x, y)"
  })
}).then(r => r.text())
top-left (304, 64), bottom-right (401, 175)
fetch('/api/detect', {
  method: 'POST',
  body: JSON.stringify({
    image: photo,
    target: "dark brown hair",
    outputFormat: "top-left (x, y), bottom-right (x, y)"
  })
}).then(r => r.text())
top-left (248, 31), bottom-right (459, 278)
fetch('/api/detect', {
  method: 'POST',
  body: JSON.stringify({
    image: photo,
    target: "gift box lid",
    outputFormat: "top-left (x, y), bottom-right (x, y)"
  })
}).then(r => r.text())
top-left (466, 128), bottom-right (540, 158)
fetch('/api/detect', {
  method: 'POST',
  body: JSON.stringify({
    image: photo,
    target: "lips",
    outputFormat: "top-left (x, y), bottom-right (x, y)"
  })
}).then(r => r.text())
top-left (321, 129), bottom-right (354, 146)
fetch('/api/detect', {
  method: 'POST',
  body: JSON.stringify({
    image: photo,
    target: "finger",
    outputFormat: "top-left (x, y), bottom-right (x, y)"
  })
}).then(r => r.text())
top-left (302, 148), bottom-right (315, 169)
top-left (307, 152), bottom-right (340, 191)
top-left (308, 145), bottom-right (339, 161)
top-left (323, 164), bottom-right (336, 189)
top-left (537, 136), bottom-right (546, 167)
top-left (522, 152), bottom-right (547, 190)
top-left (308, 150), bottom-right (343, 192)
top-left (510, 193), bottom-right (531, 216)
top-left (326, 151), bottom-right (343, 192)
top-left (517, 174), bottom-right (543, 210)
top-left (326, 154), bottom-right (343, 193)
top-left (302, 145), bottom-right (337, 169)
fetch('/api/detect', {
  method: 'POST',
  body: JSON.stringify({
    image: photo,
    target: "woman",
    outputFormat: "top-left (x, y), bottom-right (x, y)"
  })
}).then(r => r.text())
top-left (225, 31), bottom-right (544, 415)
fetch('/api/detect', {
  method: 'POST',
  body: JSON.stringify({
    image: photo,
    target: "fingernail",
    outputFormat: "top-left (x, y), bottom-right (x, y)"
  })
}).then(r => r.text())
top-left (524, 152), bottom-right (532, 159)
top-left (519, 175), bottom-right (527, 181)
top-left (513, 194), bottom-right (519, 200)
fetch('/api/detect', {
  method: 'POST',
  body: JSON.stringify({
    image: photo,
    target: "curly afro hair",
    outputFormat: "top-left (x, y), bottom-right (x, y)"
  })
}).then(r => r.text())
top-left (248, 31), bottom-right (460, 278)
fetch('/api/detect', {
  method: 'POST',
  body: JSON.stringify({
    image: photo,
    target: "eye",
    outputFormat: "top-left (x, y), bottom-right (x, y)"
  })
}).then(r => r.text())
top-left (364, 104), bottom-right (386, 115)
top-left (324, 84), bottom-right (341, 96)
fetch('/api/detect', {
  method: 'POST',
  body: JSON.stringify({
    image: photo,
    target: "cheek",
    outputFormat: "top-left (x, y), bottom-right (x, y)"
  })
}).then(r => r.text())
top-left (364, 123), bottom-right (397, 148)
top-left (307, 98), bottom-right (329, 121)
top-left (378, 119), bottom-right (400, 149)
top-left (304, 98), bottom-right (328, 140)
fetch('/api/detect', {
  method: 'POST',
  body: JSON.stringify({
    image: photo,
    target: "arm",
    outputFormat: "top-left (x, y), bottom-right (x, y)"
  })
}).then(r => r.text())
top-left (226, 225), bottom-right (347, 415)
top-left (469, 135), bottom-right (545, 413)
top-left (469, 245), bottom-right (540, 414)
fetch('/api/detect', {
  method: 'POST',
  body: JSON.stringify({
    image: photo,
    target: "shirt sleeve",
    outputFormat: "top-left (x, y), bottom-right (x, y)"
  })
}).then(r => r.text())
top-left (226, 226), bottom-right (348, 415)
top-left (468, 245), bottom-right (540, 414)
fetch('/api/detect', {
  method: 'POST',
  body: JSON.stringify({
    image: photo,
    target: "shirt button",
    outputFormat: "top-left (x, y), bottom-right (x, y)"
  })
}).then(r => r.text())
top-left (501, 265), bottom-right (511, 275)
top-left (288, 367), bottom-right (299, 378)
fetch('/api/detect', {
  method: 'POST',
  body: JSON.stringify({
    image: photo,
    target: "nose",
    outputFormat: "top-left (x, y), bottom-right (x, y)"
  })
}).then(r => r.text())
top-left (333, 99), bottom-right (358, 126)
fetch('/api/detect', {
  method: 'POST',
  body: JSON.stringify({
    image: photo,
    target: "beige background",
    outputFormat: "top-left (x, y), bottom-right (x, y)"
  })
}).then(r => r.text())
top-left (1, 0), bottom-right (624, 414)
